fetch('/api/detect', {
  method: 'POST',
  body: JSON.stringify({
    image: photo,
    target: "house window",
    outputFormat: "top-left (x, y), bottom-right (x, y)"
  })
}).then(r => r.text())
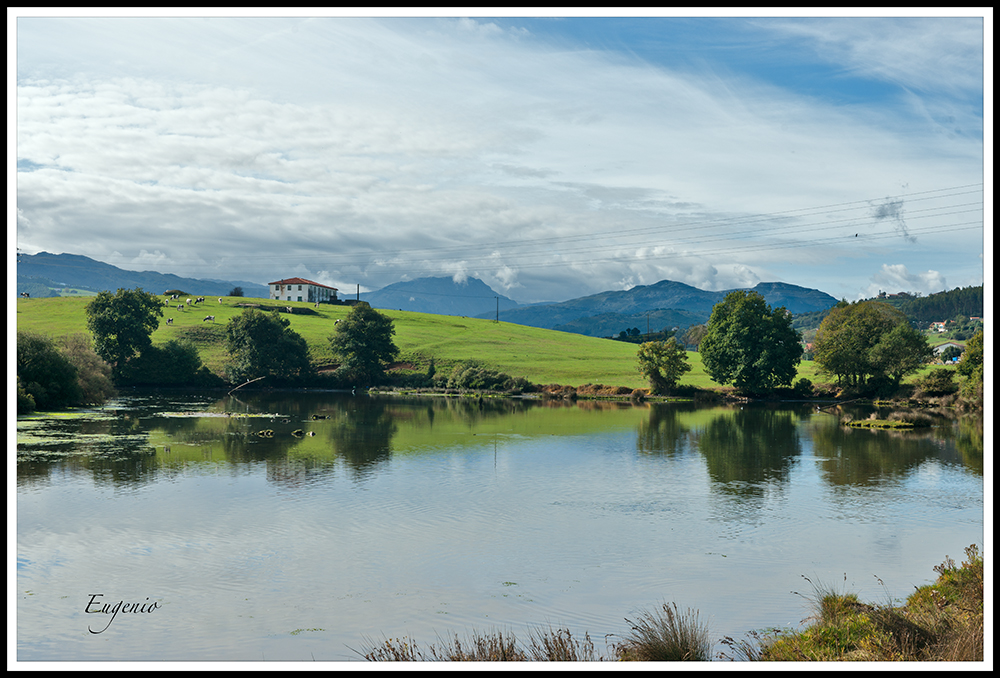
top-left (297, 296), bottom-right (302, 302)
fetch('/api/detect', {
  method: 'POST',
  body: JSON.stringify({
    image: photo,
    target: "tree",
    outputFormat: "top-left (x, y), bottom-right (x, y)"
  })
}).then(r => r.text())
top-left (328, 302), bottom-right (399, 387)
top-left (699, 291), bottom-right (803, 394)
top-left (680, 324), bottom-right (707, 349)
top-left (956, 329), bottom-right (983, 408)
top-left (85, 287), bottom-right (163, 379)
top-left (956, 329), bottom-right (983, 378)
top-left (229, 286), bottom-right (244, 297)
top-left (813, 300), bottom-right (932, 391)
top-left (17, 330), bottom-right (82, 411)
top-left (224, 309), bottom-right (312, 384)
top-left (637, 338), bottom-right (691, 395)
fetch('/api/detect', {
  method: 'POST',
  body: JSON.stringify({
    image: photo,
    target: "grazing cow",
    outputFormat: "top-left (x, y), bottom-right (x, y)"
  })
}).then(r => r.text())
top-left (166, 318), bottom-right (173, 325)
top-left (177, 305), bottom-right (185, 311)
top-left (219, 298), bottom-right (224, 304)
top-left (203, 315), bottom-right (215, 322)
top-left (186, 298), bottom-right (192, 305)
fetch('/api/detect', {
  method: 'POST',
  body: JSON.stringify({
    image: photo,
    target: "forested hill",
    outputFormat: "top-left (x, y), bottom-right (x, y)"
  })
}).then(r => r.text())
top-left (895, 285), bottom-right (984, 321)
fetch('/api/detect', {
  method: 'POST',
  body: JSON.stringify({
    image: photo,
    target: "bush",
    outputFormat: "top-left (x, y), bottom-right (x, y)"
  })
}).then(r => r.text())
top-left (793, 378), bottom-right (813, 398)
top-left (57, 334), bottom-right (117, 404)
top-left (17, 376), bottom-right (37, 415)
top-left (119, 339), bottom-right (223, 387)
top-left (916, 369), bottom-right (959, 397)
top-left (447, 361), bottom-right (534, 393)
top-left (17, 331), bottom-right (82, 411)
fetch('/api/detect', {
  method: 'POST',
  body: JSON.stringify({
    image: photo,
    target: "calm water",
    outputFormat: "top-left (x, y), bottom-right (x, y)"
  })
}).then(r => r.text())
top-left (16, 391), bottom-right (984, 662)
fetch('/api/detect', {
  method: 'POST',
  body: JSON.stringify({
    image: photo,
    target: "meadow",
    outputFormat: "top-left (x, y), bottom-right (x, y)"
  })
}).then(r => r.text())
top-left (14, 295), bottom-right (901, 391)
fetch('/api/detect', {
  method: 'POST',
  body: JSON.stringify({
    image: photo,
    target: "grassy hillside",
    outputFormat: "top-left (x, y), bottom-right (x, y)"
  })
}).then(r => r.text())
top-left (14, 296), bottom-right (845, 390)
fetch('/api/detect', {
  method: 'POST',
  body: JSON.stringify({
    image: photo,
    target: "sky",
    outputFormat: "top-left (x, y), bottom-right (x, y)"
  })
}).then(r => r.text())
top-left (11, 10), bottom-right (990, 304)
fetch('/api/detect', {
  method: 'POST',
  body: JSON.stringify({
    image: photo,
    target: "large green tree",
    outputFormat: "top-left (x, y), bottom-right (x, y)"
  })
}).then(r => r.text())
top-left (813, 300), bottom-right (932, 391)
top-left (224, 309), bottom-right (312, 384)
top-left (699, 291), bottom-right (803, 394)
top-left (637, 338), bottom-right (691, 395)
top-left (328, 302), bottom-right (399, 387)
top-left (85, 287), bottom-right (164, 380)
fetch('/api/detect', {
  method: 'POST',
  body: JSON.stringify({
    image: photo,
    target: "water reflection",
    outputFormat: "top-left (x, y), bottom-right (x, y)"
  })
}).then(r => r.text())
top-left (16, 392), bottom-right (983, 493)
top-left (692, 406), bottom-right (807, 494)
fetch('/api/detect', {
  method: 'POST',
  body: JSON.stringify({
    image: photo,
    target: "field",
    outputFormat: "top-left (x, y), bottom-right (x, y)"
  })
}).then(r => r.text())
top-left (14, 296), bottom-right (936, 391)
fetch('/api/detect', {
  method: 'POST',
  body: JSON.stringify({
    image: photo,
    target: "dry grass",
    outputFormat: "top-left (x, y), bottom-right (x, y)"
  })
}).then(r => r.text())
top-left (615, 602), bottom-right (713, 661)
top-left (357, 626), bottom-right (604, 662)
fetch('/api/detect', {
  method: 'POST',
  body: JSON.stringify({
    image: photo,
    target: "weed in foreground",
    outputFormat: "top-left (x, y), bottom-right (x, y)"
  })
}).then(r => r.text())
top-left (615, 601), bottom-right (713, 661)
top-left (355, 626), bottom-right (607, 662)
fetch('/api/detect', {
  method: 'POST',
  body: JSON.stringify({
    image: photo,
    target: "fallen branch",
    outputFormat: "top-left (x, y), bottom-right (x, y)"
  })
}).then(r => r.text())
top-left (228, 376), bottom-right (266, 395)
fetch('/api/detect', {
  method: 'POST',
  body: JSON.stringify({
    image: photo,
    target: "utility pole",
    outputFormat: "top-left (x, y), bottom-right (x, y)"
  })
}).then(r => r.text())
top-left (495, 296), bottom-right (499, 323)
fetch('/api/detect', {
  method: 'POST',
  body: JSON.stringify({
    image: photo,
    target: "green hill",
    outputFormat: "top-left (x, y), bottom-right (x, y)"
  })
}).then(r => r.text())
top-left (14, 296), bottom-right (648, 389)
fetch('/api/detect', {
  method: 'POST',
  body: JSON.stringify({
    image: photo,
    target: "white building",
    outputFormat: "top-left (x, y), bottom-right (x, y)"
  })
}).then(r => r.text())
top-left (268, 277), bottom-right (338, 303)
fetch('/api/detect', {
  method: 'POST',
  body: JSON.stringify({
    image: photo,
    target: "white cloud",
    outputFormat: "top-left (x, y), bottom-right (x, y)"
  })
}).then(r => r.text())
top-left (14, 16), bottom-right (984, 303)
top-left (864, 264), bottom-right (949, 298)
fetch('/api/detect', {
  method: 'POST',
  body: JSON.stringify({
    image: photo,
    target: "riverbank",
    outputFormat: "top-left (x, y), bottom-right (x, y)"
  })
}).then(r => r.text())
top-left (361, 545), bottom-right (985, 662)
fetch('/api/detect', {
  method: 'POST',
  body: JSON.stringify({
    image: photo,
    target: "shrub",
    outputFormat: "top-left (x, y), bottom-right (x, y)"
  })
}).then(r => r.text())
top-left (17, 330), bottom-right (82, 411)
top-left (119, 339), bottom-right (223, 387)
top-left (917, 369), bottom-right (959, 397)
top-left (793, 377), bottom-right (813, 398)
top-left (57, 334), bottom-right (117, 404)
top-left (447, 361), bottom-right (534, 393)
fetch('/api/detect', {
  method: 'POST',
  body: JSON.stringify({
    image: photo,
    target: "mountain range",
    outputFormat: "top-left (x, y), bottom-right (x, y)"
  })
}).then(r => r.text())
top-left (17, 251), bottom-right (270, 299)
top-left (479, 279), bottom-right (839, 336)
top-left (16, 251), bottom-right (840, 337)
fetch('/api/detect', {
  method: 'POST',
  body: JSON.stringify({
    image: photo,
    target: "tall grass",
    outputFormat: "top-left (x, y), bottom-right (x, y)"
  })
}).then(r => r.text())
top-left (719, 545), bottom-right (984, 662)
top-left (356, 626), bottom-right (603, 662)
top-left (616, 602), bottom-right (713, 661)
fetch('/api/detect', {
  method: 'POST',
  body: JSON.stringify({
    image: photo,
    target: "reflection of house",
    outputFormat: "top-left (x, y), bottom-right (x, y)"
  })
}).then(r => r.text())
top-left (269, 278), bottom-right (338, 303)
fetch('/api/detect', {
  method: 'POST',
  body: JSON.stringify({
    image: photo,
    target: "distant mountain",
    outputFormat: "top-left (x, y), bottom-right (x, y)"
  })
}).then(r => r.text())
top-left (16, 252), bottom-right (270, 299)
top-left (484, 280), bottom-right (839, 335)
top-left (552, 309), bottom-right (708, 338)
top-left (362, 276), bottom-right (520, 317)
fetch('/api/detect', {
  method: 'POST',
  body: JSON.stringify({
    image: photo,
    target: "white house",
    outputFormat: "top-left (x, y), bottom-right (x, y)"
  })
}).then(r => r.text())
top-left (268, 277), bottom-right (338, 303)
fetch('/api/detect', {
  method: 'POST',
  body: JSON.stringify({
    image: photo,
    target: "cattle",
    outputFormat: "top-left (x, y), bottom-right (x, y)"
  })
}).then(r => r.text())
top-left (203, 315), bottom-right (215, 322)
top-left (166, 318), bottom-right (173, 325)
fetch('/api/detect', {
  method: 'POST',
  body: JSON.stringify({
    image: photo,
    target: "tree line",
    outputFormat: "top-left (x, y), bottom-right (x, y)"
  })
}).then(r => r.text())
top-left (17, 288), bottom-right (403, 414)
top-left (17, 286), bottom-right (985, 414)
top-left (633, 290), bottom-right (983, 407)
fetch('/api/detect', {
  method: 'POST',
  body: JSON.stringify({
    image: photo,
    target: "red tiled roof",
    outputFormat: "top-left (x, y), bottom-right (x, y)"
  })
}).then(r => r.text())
top-left (268, 277), bottom-right (338, 290)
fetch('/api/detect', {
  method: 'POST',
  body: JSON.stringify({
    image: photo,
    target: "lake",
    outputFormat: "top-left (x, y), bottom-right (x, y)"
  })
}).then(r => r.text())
top-left (15, 391), bottom-right (984, 662)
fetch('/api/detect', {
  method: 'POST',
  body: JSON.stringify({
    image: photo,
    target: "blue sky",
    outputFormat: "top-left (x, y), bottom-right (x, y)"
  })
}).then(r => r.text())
top-left (11, 10), bottom-right (989, 304)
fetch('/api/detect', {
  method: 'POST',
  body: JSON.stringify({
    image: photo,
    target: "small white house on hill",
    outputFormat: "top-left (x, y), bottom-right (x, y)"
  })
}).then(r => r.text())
top-left (269, 278), bottom-right (338, 303)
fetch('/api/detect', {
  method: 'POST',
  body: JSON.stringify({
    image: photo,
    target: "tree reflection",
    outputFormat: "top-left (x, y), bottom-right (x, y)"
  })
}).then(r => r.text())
top-left (328, 398), bottom-right (398, 478)
top-left (810, 414), bottom-right (983, 486)
top-left (636, 402), bottom-right (697, 456)
top-left (694, 406), bottom-right (803, 495)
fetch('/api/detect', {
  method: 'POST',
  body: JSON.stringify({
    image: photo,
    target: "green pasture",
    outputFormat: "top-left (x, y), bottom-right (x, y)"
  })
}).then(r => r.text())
top-left (16, 295), bottom-right (839, 390)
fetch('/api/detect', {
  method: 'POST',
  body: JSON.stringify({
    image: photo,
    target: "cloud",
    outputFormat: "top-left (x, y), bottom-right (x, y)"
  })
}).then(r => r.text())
top-left (864, 263), bottom-right (948, 298)
top-left (14, 16), bottom-right (984, 303)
